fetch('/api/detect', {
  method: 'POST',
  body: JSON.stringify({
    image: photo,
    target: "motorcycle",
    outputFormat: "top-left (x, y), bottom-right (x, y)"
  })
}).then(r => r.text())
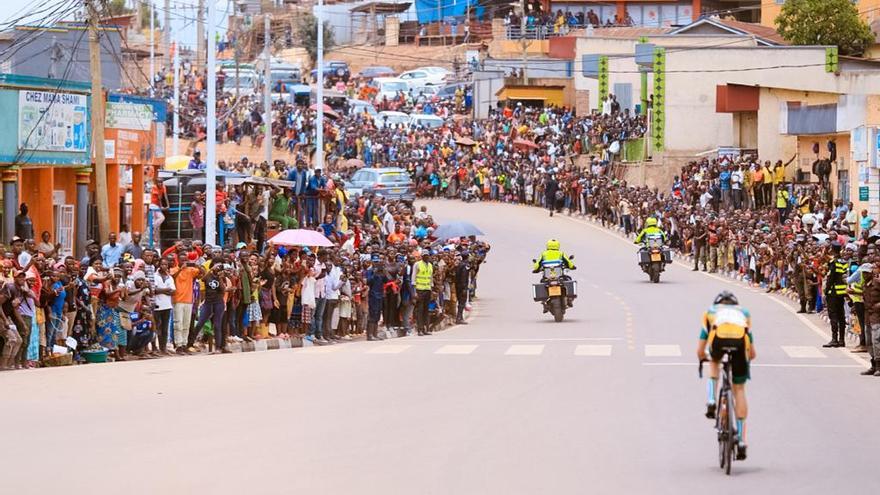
top-left (637, 235), bottom-right (672, 283)
top-left (531, 258), bottom-right (577, 322)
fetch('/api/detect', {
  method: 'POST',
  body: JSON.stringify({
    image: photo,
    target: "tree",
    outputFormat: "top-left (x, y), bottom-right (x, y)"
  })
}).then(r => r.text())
top-left (139, 2), bottom-right (161, 29)
top-left (775, 0), bottom-right (875, 57)
top-left (298, 13), bottom-right (335, 64)
top-left (105, 0), bottom-right (133, 17)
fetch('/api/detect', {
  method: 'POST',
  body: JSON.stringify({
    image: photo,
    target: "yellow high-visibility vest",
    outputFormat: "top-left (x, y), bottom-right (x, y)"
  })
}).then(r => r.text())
top-left (415, 261), bottom-right (433, 290)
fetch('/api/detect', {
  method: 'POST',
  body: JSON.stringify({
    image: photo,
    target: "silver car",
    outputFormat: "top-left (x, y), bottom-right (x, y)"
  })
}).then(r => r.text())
top-left (346, 167), bottom-right (415, 201)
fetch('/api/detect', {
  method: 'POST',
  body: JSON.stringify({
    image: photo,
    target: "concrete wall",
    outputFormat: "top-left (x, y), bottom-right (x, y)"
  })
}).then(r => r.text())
top-left (662, 46), bottom-right (880, 153)
top-left (573, 35), bottom-right (760, 112)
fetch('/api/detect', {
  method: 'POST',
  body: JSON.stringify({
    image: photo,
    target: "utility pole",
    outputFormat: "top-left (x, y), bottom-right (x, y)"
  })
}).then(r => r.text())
top-left (232, 0), bottom-right (240, 99)
top-left (205, 0), bottom-right (217, 245)
top-left (173, 39), bottom-right (180, 155)
top-left (149, 0), bottom-right (155, 96)
top-left (316, 0), bottom-right (324, 172)
top-left (87, 0), bottom-right (110, 242)
top-left (520, 0), bottom-right (528, 84)
top-left (163, 0), bottom-right (171, 69)
top-left (263, 13), bottom-right (272, 165)
top-left (197, 0), bottom-right (205, 68)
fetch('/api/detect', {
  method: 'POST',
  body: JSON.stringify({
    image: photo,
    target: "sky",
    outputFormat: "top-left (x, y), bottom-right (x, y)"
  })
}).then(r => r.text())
top-left (2, 0), bottom-right (229, 50)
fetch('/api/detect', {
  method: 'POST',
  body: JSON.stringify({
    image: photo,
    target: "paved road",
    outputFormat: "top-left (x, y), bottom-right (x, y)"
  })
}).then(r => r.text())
top-left (2, 200), bottom-right (877, 493)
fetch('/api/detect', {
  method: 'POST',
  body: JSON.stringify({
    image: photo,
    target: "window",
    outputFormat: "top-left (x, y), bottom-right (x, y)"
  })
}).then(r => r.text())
top-left (838, 169), bottom-right (850, 203)
top-left (380, 172), bottom-right (410, 183)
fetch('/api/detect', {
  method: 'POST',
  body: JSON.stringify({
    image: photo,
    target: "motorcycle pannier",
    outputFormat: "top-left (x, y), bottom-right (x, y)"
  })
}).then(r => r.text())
top-left (533, 283), bottom-right (549, 301)
top-left (563, 280), bottom-right (577, 298)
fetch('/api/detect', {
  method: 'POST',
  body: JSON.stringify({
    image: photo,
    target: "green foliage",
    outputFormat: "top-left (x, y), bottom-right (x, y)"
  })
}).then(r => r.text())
top-left (105, 0), bottom-right (132, 17)
top-left (298, 13), bottom-right (335, 64)
top-left (775, 0), bottom-right (875, 56)
top-left (138, 2), bottom-right (161, 29)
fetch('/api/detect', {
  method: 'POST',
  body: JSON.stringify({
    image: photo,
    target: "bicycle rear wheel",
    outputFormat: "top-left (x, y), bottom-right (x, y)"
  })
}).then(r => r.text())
top-left (724, 389), bottom-right (735, 475)
top-left (717, 396), bottom-right (727, 469)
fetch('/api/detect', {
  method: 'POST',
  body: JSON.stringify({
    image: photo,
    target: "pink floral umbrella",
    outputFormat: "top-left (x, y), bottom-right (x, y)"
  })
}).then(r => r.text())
top-left (267, 229), bottom-right (334, 247)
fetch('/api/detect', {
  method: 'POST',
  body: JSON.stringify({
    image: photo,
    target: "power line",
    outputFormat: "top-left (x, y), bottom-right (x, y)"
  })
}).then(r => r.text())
top-left (11, 25), bottom-right (89, 167)
top-left (0, 0), bottom-right (83, 66)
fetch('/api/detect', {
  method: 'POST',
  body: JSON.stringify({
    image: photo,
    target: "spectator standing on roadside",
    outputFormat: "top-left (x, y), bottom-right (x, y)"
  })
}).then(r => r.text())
top-left (15, 203), bottom-right (33, 241)
top-left (413, 250), bottom-right (434, 336)
top-left (101, 233), bottom-right (124, 268)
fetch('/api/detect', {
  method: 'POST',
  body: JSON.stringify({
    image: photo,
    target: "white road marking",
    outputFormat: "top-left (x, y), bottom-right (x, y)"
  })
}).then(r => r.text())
top-left (574, 344), bottom-right (613, 356)
top-left (644, 344), bottom-right (682, 357)
top-left (435, 345), bottom-right (478, 355)
top-left (558, 214), bottom-right (869, 366)
top-left (505, 344), bottom-right (545, 356)
top-left (424, 337), bottom-right (622, 342)
top-left (367, 345), bottom-right (411, 354)
top-left (643, 362), bottom-right (861, 369)
top-left (781, 346), bottom-right (827, 359)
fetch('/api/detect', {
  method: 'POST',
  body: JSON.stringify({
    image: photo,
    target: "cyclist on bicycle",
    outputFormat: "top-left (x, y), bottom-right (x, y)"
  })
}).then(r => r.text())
top-left (696, 290), bottom-right (756, 461)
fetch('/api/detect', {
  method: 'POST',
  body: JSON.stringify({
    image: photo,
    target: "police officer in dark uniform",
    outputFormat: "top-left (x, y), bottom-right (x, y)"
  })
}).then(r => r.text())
top-left (824, 242), bottom-right (849, 348)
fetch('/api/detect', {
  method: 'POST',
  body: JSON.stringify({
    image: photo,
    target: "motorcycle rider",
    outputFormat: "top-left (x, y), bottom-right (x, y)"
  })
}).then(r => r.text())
top-left (634, 217), bottom-right (668, 246)
top-left (532, 239), bottom-right (575, 273)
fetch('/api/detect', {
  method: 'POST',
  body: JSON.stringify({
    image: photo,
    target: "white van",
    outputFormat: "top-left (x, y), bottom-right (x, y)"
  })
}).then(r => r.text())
top-left (371, 77), bottom-right (409, 101)
top-left (376, 111), bottom-right (410, 129)
top-left (409, 113), bottom-right (444, 129)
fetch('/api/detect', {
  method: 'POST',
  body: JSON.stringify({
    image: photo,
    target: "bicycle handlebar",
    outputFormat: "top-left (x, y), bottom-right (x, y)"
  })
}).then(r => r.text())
top-left (698, 358), bottom-right (708, 378)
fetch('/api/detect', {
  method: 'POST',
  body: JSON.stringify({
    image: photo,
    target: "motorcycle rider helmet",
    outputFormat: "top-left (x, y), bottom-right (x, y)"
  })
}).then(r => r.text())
top-left (645, 217), bottom-right (658, 228)
top-left (713, 290), bottom-right (739, 306)
top-left (546, 239), bottom-right (560, 251)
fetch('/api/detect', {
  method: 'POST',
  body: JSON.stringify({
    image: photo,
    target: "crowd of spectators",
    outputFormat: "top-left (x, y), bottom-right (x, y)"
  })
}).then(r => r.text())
top-left (504, 7), bottom-right (635, 38)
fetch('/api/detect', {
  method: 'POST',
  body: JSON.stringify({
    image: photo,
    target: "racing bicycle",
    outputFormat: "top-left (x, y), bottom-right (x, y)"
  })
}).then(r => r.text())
top-left (699, 348), bottom-right (739, 476)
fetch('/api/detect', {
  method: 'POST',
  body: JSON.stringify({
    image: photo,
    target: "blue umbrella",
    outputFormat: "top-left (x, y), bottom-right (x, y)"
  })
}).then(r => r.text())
top-left (432, 221), bottom-right (485, 240)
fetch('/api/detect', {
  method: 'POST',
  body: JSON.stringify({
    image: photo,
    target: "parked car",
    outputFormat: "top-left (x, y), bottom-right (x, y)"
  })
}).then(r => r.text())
top-left (345, 167), bottom-right (415, 201)
top-left (272, 83), bottom-right (311, 105)
top-left (310, 60), bottom-right (351, 83)
top-left (436, 82), bottom-right (471, 100)
top-left (270, 64), bottom-right (302, 90)
top-left (357, 66), bottom-right (396, 79)
top-left (348, 98), bottom-right (378, 118)
top-left (409, 113), bottom-right (444, 129)
top-left (398, 68), bottom-right (446, 90)
top-left (419, 66), bottom-right (453, 78)
top-left (376, 110), bottom-right (410, 129)
top-left (222, 71), bottom-right (259, 97)
top-left (370, 77), bottom-right (410, 101)
top-left (411, 84), bottom-right (440, 103)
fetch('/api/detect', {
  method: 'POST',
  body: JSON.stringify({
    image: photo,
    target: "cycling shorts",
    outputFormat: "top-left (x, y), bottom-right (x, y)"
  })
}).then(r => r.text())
top-left (709, 337), bottom-right (750, 384)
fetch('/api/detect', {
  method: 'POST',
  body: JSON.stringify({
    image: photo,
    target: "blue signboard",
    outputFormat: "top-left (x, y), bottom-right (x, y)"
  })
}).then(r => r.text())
top-left (0, 74), bottom-right (91, 166)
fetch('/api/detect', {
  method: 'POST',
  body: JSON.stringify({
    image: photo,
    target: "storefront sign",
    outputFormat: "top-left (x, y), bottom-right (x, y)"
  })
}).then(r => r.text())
top-left (859, 186), bottom-right (869, 201)
top-left (18, 90), bottom-right (87, 152)
top-left (106, 101), bottom-right (153, 131)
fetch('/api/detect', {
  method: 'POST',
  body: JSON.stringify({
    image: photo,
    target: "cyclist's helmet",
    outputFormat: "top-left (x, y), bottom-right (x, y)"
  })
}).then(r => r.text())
top-left (713, 290), bottom-right (739, 306)
top-left (645, 217), bottom-right (658, 228)
top-left (546, 239), bottom-right (560, 251)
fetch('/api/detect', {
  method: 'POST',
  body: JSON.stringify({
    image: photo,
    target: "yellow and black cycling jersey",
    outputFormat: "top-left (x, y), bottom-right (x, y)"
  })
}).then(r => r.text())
top-left (700, 304), bottom-right (754, 349)
top-left (701, 304), bottom-right (754, 384)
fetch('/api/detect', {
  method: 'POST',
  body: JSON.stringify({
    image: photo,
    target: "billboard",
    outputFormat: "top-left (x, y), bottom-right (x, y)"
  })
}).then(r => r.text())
top-left (18, 90), bottom-right (88, 153)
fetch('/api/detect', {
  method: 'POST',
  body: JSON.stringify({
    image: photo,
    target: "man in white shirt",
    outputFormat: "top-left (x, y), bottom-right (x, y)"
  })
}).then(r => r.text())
top-left (731, 167), bottom-right (743, 210)
top-left (322, 257), bottom-right (344, 340)
top-left (152, 259), bottom-right (176, 351)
